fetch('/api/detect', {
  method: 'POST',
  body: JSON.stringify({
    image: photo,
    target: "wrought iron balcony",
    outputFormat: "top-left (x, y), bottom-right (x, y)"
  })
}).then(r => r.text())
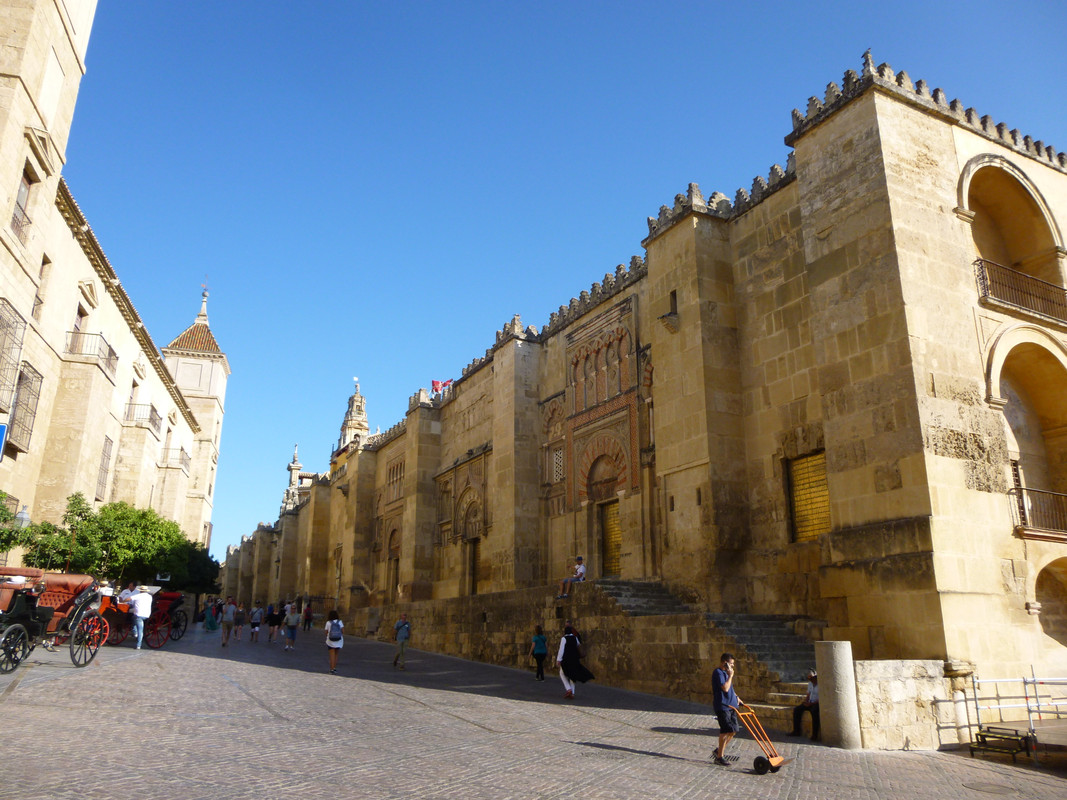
top-left (124, 402), bottom-right (162, 435)
top-left (1008, 486), bottom-right (1067, 543)
top-left (65, 331), bottom-right (118, 378)
top-left (9, 203), bottom-right (30, 245)
top-left (160, 447), bottom-right (191, 472)
top-left (975, 258), bottom-right (1067, 325)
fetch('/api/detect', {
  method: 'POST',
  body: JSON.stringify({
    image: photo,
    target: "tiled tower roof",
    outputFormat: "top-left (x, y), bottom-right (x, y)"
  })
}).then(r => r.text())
top-left (167, 290), bottom-right (223, 354)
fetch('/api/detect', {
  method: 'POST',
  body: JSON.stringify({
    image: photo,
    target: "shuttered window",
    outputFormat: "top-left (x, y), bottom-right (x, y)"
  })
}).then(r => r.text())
top-left (788, 451), bottom-right (831, 542)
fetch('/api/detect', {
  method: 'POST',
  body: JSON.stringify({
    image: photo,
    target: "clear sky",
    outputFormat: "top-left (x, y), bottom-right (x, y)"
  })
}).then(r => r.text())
top-left (61, 2), bottom-right (1066, 561)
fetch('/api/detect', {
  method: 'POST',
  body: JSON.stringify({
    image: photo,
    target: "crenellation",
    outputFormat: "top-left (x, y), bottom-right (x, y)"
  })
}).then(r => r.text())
top-left (364, 418), bottom-right (407, 450)
top-left (785, 52), bottom-right (1067, 176)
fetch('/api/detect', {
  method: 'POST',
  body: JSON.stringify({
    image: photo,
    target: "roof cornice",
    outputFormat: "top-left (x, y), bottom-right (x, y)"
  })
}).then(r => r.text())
top-left (55, 179), bottom-right (201, 433)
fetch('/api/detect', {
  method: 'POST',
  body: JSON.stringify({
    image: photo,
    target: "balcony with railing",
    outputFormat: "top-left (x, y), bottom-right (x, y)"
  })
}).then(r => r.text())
top-left (9, 203), bottom-right (30, 245)
top-left (1008, 486), bottom-right (1067, 543)
top-left (65, 331), bottom-right (118, 378)
top-left (160, 447), bottom-right (191, 472)
top-left (975, 258), bottom-right (1067, 326)
top-left (124, 402), bottom-right (162, 435)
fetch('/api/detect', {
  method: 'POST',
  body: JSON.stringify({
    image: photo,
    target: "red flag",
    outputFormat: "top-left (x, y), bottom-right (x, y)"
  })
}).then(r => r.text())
top-left (432, 379), bottom-right (453, 393)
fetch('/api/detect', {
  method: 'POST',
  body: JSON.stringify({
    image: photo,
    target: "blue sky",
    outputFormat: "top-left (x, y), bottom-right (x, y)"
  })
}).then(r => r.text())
top-left (61, 2), bottom-right (1067, 560)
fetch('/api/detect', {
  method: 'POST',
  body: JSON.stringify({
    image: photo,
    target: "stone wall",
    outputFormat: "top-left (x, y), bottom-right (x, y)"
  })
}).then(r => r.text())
top-left (853, 659), bottom-right (957, 750)
top-left (352, 582), bottom-right (792, 710)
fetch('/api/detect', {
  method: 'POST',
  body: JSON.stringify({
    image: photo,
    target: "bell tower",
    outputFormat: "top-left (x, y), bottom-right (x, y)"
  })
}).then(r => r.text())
top-left (162, 290), bottom-right (230, 546)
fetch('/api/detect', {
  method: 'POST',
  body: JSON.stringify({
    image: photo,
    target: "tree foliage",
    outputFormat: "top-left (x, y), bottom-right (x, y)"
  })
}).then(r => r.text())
top-left (0, 492), bottom-right (219, 593)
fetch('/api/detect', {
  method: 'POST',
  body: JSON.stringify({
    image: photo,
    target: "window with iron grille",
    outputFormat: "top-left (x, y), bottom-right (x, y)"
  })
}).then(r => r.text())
top-left (7, 363), bottom-right (42, 452)
top-left (552, 447), bottom-right (565, 483)
top-left (9, 171), bottom-right (32, 244)
top-left (96, 436), bottom-right (113, 501)
top-left (0, 299), bottom-right (27, 412)
top-left (787, 451), bottom-right (831, 542)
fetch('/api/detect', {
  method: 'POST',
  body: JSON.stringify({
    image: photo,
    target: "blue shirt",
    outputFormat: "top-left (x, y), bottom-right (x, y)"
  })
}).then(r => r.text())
top-left (712, 666), bottom-right (737, 712)
top-left (531, 634), bottom-right (547, 655)
top-left (394, 619), bottom-right (411, 641)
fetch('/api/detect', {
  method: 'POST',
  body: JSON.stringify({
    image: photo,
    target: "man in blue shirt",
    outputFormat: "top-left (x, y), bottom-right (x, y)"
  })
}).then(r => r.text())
top-left (711, 652), bottom-right (740, 766)
top-left (392, 613), bottom-right (411, 670)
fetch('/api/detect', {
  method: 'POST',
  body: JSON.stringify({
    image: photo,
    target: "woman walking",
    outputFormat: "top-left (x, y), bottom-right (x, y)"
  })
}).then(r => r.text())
top-left (283, 605), bottom-right (301, 650)
top-left (325, 609), bottom-right (344, 674)
top-left (556, 624), bottom-right (594, 699)
top-left (529, 625), bottom-right (547, 681)
top-left (234, 602), bottom-right (247, 641)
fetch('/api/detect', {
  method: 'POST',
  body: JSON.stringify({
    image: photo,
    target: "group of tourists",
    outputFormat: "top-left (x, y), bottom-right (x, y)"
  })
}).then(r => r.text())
top-left (202, 597), bottom-right (317, 648)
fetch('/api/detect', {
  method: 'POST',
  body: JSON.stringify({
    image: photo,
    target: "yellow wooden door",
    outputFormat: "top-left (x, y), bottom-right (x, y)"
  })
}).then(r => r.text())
top-left (601, 501), bottom-right (621, 576)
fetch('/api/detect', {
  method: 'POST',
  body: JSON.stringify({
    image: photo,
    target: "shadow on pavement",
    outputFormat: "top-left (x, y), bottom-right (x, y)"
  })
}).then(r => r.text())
top-left (157, 626), bottom-right (716, 718)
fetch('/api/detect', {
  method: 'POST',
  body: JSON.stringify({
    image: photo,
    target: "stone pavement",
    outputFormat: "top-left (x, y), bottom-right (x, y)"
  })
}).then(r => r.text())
top-left (0, 625), bottom-right (1064, 800)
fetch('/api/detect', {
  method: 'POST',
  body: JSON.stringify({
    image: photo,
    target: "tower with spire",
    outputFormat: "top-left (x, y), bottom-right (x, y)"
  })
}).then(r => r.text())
top-left (337, 378), bottom-right (369, 452)
top-left (162, 290), bottom-right (231, 547)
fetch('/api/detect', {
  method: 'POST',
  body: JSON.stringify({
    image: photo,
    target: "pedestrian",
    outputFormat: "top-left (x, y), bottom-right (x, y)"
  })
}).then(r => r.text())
top-left (555, 556), bottom-right (586, 599)
top-left (234, 601), bottom-right (246, 641)
top-left (302, 602), bottom-right (314, 631)
top-left (266, 603), bottom-right (279, 643)
top-left (556, 624), bottom-right (594, 699)
top-left (392, 612), bottom-right (411, 669)
top-left (249, 601), bottom-right (263, 642)
top-left (789, 668), bottom-right (820, 740)
top-left (204, 597), bottom-right (219, 631)
top-left (529, 625), bottom-right (547, 681)
top-left (220, 596), bottom-right (237, 646)
top-left (283, 605), bottom-right (301, 650)
top-left (118, 581), bottom-right (136, 601)
top-left (712, 652), bottom-right (741, 767)
top-left (127, 585), bottom-right (153, 650)
top-left (325, 609), bottom-right (344, 674)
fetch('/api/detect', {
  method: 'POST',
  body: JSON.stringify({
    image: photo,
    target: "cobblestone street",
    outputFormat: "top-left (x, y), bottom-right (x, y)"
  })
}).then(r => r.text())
top-left (1, 626), bottom-right (1064, 800)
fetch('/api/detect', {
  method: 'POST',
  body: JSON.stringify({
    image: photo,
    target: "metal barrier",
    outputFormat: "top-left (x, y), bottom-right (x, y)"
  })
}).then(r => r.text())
top-left (970, 671), bottom-right (1067, 764)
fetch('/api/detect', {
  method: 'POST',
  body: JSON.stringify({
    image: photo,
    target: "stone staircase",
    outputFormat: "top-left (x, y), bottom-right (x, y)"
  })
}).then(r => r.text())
top-left (592, 580), bottom-right (817, 732)
top-left (705, 613), bottom-right (817, 683)
top-left (594, 578), bottom-right (694, 616)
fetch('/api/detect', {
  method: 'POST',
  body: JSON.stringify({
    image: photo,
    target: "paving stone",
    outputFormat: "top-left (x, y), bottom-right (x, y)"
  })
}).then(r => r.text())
top-left (0, 625), bottom-right (1063, 799)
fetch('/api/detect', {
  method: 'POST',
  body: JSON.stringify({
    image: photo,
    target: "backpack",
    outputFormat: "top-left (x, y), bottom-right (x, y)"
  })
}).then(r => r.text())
top-left (328, 620), bottom-right (343, 642)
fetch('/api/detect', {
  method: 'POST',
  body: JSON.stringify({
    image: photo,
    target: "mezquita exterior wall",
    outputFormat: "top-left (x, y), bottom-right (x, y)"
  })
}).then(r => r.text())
top-left (229, 53), bottom-right (1067, 684)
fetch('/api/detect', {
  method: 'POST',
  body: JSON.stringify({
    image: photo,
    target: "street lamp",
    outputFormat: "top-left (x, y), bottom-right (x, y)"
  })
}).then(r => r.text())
top-left (14, 505), bottom-right (30, 528)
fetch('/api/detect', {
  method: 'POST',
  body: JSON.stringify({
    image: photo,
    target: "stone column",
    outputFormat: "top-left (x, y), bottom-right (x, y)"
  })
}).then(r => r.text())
top-left (815, 640), bottom-right (862, 749)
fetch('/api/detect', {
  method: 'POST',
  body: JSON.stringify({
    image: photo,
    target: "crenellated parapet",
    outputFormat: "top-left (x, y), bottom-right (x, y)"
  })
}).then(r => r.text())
top-left (364, 418), bottom-right (407, 450)
top-left (540, 255), bottom-right (647, 339)
top-left (786, 50), bottom-right (1067, 174)
top-left (643, 156), bottom-right (797, 242)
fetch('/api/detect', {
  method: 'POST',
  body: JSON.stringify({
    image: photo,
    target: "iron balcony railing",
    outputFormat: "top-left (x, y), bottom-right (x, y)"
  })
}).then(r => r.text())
top-left (124, 402), bottom-right (162, 435)
top-left (1008, 486), bottom-right (1067, 540)
top-left (9, 203), bottom-right (30, 245)
top-left (975, 258), bottom-right (1067, 325)
top-left (161, 447), bottom-right (191, 472)
top-left (65, 331), bottom-right (118, 378)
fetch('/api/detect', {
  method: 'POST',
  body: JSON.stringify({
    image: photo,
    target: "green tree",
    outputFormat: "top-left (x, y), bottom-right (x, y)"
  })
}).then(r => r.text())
top-left (12, 494), bottom-right (220, 588)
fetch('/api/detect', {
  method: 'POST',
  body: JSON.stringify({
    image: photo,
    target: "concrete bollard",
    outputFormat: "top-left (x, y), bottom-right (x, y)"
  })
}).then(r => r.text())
top-left (815, 640), bottom-right (863, 749)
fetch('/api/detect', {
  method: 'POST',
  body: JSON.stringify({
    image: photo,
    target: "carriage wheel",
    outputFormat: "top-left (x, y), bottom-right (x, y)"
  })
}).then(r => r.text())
top-left (0, 624), bottom-right (30, 673)
top-left (753, 756), bottom-right (771, 775)
top-left (70, 612), bottom-right (108, 667)
top-left (145, 611), bottom-right (171, 649)
top-left (107, 618), bottom-right (130, 645)
top-left (169, 609), bottom-right (188, 641)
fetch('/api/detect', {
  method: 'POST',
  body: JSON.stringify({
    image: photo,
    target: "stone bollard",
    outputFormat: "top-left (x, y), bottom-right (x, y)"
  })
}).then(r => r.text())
top-left (815, 640), bottom-right (863, 749)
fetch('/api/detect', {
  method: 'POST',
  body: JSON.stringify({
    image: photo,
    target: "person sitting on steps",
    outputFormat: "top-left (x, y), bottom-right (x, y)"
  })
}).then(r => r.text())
top-left (555, 556), bottom-right (585, 599)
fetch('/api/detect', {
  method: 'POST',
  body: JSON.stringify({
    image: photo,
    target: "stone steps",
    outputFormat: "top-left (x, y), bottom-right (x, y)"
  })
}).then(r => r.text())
top-left (594, 578), bottom-right (694, 616)
top-left (706, 612), bottom-right (817, 684)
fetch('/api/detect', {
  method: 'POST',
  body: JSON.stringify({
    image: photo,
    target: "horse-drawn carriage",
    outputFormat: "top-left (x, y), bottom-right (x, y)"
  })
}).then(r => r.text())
top-left (0, 566), bottom-right (108, 672)
top-left (100, 587), bottom-right (188, 648)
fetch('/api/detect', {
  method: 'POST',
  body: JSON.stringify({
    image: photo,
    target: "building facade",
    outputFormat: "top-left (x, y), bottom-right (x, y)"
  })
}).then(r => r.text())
top-left (0, 1), bottom-right (227, 550)
top-left (230, 53), bottom-right (1067, 682)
